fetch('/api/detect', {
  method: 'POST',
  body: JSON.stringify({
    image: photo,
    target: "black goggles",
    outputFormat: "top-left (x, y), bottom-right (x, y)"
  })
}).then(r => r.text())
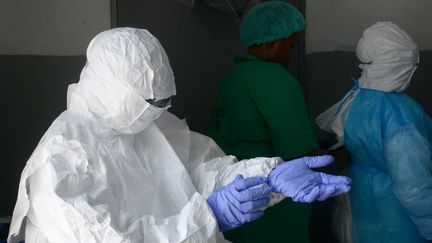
top-left (145, 97), bottom-right (172, 108)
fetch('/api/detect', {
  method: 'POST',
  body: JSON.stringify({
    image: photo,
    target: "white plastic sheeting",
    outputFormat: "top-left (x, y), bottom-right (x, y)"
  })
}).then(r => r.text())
top-left (177, 0), bottom-right (196, 8)
top-left (203, 0), bottom-right (262, 16)
top-left (176, 0), bottom-right (263, 17)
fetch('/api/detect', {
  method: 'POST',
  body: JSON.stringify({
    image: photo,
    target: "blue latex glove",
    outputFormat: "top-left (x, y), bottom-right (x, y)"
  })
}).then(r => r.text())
top-left (268, 155), bottom-right (351, 203)
top-left (207, 175), bottom-right (272, 232)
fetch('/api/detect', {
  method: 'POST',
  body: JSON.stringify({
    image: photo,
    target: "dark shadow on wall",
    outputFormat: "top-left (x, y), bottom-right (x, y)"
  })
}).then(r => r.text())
top-left (0, 55), bottom-right (86, 216)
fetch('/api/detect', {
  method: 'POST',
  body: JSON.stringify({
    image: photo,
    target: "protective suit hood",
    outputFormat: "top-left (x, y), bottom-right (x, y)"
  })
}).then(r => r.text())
top-left (67, 28), bottom-right (176, 133)
top-left (357, 22), bottom-right (419, 92)
top-left (316, 22), bottom-right (420, 148)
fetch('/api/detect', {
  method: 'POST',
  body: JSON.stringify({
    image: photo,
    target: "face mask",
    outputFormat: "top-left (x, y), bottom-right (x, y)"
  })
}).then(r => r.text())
top-left (117, 104), bottom-right (168, 134)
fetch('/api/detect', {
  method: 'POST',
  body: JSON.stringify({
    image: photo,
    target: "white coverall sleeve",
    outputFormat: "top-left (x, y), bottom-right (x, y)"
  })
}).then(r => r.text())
top-left (187, 131), bottom-right (284, 204)
top-left (385, 125), bottom-right (432, 240)
top-left (8, 136), bottom-right (226, 243)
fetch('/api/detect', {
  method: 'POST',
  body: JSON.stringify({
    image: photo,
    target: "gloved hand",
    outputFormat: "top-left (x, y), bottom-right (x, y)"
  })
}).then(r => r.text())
top-left (207, 175), bottom-right (272, 232)
top-left (268, 155), bottom-right (351, 203)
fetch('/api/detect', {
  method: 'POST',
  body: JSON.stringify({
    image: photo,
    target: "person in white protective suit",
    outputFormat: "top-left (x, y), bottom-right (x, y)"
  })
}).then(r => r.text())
top-left (8, 28), bottom-right (351, 243)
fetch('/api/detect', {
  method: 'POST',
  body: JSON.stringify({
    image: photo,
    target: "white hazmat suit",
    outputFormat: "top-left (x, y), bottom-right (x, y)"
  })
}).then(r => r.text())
top-left (8, 28), bottom-right (283, 243)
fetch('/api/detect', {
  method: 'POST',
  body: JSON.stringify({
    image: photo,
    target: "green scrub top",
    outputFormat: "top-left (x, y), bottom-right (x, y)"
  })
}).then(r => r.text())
top-left (208, 55), bottom-right (318, 243)
top-left (209, 54), bottom-right (317, 161)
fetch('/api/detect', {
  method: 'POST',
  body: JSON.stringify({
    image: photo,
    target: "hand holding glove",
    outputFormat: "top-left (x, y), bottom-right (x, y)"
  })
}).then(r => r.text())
top-left (207, 175), bottom-right (272, 232)
top-left (268, 155), bottom-right (351, 203)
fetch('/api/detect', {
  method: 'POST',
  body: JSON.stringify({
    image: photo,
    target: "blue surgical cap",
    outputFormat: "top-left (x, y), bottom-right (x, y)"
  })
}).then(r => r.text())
top-left (240, 1), bottom-right (305, 47)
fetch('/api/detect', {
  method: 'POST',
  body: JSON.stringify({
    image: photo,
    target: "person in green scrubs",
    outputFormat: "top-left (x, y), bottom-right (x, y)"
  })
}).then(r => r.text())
top-left (208, 1), bottom-right (319, 242)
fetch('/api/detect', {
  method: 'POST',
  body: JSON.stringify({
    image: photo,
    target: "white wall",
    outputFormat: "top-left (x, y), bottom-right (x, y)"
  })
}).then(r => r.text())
top-left (306, 0), bottom-right (432, 54)
top-left (0, 0), bottom-right (111, 55)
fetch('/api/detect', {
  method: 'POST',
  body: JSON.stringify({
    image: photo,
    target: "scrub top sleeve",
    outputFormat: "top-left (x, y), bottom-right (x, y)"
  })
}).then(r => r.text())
top-left (253, 74), bottom-right (318, 160)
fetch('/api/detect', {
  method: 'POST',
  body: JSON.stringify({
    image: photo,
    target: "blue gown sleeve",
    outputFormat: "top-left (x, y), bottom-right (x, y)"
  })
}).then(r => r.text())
top-left (384, 99), bottom-right (432, 240)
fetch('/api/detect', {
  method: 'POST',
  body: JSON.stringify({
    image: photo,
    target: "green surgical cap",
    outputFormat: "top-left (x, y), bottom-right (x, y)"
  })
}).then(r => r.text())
top-left (240, 1), bottom-right (305, 47)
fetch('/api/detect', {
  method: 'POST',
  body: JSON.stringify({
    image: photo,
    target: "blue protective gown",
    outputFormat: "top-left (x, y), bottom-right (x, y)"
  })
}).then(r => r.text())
top-left (344, 89), bottom-right (432, 243)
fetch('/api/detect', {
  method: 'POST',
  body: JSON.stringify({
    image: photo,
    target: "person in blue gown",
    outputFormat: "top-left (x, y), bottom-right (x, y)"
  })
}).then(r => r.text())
top-left (316, 22), bottom-right (432, 243)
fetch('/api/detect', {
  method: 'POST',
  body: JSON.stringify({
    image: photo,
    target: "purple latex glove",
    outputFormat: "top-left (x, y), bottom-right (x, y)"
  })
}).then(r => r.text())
top-left (268, 155), bottom-right (351, 203)
top-left (207, 175), bottom-right (272, 232)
